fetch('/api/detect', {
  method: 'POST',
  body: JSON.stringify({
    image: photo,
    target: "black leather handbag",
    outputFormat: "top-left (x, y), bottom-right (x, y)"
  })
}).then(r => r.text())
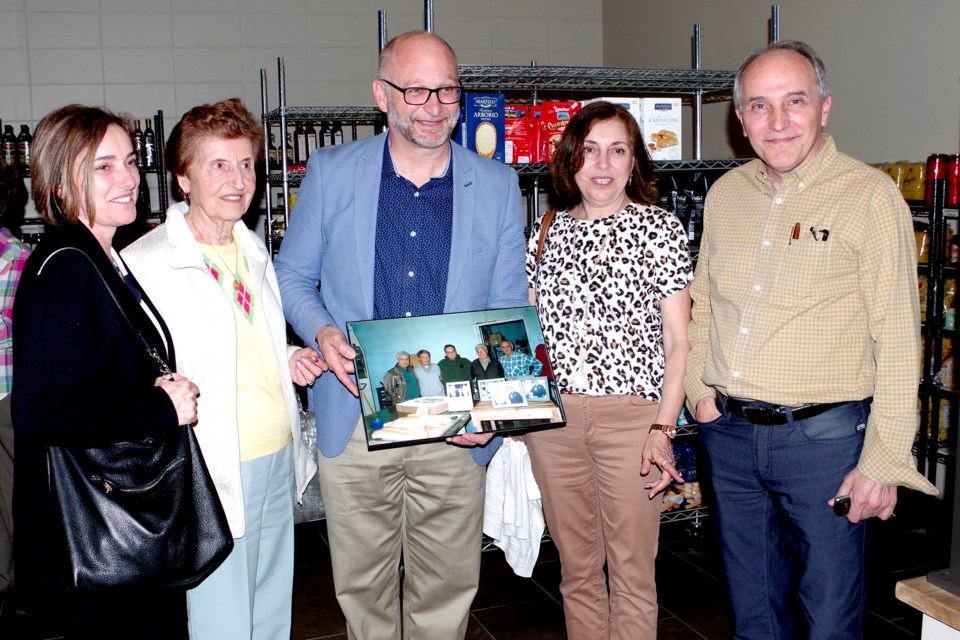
top-left (44, 248), bottom-right (232, 591)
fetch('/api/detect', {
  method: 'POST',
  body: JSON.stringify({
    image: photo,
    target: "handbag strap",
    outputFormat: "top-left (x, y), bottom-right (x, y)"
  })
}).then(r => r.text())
top-left (534, 209), bottom-right (557, 264)
top-left (41, 247), bottom-right (174, 380)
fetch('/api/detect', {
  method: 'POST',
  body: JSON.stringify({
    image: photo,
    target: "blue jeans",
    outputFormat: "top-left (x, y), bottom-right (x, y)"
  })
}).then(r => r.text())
top-left (698, 399), bottom-right (870, 640)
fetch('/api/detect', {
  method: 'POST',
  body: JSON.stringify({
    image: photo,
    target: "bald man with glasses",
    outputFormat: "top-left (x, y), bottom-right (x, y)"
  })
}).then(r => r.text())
top-left (275, 30), bottom-right (528, 639)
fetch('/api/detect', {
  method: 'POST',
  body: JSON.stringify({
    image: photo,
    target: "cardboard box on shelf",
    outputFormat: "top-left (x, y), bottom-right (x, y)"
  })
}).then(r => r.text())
top-left (504, 104), bottom-right (534, 164)
top-left (569, 97), bottom-right (683, 160)
top-left (638, 98), bottom-right (682, 160)
top-left (462, 93), bottom-right (505, 162)
top-left (582, 97), bottom-right (642, 126)
top-left (533, 101), bottom-right (582, 163)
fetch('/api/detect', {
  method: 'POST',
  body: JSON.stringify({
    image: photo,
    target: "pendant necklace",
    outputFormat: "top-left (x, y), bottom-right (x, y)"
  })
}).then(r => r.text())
top-left (204, 236), bottom-right (255, 321)
top-left (211, 240), bottom-right (241, 292)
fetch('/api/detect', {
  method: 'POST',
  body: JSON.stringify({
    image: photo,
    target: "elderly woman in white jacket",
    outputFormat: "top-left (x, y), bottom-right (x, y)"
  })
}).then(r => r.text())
top-left (123, 98), bottom-right (325, 640)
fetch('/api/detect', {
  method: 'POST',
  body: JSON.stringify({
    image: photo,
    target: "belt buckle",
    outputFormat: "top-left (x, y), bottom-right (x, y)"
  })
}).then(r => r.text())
top-left (740, 403), bottom-right (783, 425)
top-left (740, 404), bottom-right (768, 421)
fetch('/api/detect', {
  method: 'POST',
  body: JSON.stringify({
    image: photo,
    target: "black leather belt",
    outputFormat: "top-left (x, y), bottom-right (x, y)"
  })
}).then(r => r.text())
top-left (719, 394), bottom-right (849, 426)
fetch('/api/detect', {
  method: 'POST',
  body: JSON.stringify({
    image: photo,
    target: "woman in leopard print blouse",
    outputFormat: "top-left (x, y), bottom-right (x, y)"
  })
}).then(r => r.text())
top-left (525, 101), bottom-right (692, 640)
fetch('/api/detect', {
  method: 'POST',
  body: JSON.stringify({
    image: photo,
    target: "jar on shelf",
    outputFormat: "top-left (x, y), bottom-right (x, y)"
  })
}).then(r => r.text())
top-left (943, 278), bottom-right (956, 329)
top-left (916, 224), bottom-right (931, 264)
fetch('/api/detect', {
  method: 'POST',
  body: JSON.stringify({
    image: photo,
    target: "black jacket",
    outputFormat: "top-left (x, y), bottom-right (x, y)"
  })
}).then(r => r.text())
top-left (11, 223), bottom-right (180, 626)
top-left (471, 357), bottom-right (504, 380)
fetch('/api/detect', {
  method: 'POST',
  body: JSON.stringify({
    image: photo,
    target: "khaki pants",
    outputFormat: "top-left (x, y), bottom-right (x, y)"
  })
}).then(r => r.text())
top-left (526, 394), bottom-right (663, 640)
top-left (316, 421), bottom-right (485, 640)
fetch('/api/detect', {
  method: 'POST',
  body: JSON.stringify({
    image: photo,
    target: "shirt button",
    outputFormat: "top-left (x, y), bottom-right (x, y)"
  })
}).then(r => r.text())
top-left (798, 182), bottom-right (805, 189)
top-left (410, 231), bottom-right (417, 237)
top-left (775, 197), bottom-right (783, 204)
top-left (732, 371), bottom-right (741, 378)
top-left (753, 284), bottom-right (762, 292)
top-left (404, 312), bottom-right (412, 317)
top-left (413, 192), bottom-right (420, 198)
top-left (407, 271), bottom-right (415, 278)
top-left (739, 327), bottom-right (749, 335)
top-left (762, 240), bottom-right (770, 247)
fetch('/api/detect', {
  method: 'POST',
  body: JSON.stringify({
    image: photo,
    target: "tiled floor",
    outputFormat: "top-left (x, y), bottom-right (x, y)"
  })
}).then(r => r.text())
top-left (0, 489), bottom-right (949, 639)
top-left (290, 487), bottom-right (948, 640)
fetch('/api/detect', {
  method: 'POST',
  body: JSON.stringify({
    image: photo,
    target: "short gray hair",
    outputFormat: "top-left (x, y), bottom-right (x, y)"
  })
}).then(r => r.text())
top-left (733, 40), bottom-right (829, 113)
top-left (396, 351), bottom-right (409, 359)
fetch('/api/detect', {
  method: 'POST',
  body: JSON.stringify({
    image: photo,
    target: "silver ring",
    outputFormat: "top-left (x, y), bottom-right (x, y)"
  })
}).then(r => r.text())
top-left (661, 459), bottom-right (670, 467)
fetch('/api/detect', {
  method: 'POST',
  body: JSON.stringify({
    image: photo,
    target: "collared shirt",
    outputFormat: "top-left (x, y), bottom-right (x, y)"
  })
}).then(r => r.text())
top-left (684, 134), bottom-right (935, 494)
top-left (501, 351), bottom-right (542, 379)
top-left (373, 136), bottom-right (454, 320)
top-left (0, 228), bottom-right (29, 397)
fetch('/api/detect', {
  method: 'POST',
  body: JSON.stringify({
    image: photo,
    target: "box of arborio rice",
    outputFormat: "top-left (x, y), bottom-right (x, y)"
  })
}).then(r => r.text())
top-left (462, 93), bottom-right (505, 163)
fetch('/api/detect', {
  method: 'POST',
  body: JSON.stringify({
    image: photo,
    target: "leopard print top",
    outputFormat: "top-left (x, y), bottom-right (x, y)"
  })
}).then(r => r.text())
top-left (526, 203), bottom-right (692, 399)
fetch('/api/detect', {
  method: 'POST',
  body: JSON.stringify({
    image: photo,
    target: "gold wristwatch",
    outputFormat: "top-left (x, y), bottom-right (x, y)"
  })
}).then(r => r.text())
top-left (649, 423), bottom-right (677, 439)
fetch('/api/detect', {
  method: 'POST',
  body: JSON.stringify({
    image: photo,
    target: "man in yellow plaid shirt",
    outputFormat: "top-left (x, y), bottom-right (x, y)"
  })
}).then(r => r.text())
top-left (684, 40), bottom-right (938, 640)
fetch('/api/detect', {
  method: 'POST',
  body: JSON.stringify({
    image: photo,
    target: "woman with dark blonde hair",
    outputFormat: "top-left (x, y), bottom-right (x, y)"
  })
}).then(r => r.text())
top-left (525, 101), bottom-right (692, 639)
top-left (12, 104), bottom-right (199, 638)
top-left (123, 98), bottom-right (324, 639)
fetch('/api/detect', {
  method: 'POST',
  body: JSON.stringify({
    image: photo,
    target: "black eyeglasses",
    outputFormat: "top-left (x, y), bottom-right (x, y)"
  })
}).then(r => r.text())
top-left (379, 78), bottom-right (463, 105)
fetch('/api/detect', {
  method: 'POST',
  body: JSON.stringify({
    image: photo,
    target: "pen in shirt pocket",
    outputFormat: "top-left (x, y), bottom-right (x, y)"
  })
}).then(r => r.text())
top-left (789, 222), bottom-right (800, 244)
top-left (809, 227), bottom-right (831, 241)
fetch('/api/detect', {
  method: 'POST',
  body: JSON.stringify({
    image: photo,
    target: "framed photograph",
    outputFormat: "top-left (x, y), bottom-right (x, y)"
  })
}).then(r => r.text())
top-left (346, 306), bottom-right (565, 449)
top-left (446, 382), bottom-right (474, 411)
top-left (520, 377), bottom-right (550, 402)
top-left (489, 379), bottom-right (528, 408)
top-left (476, 377), bottom-right (504, 402)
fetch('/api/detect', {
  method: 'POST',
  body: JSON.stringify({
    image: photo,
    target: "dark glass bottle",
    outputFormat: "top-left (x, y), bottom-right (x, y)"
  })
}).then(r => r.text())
top-left (143, 119), bottom-right (156, 168)
top-left (17, 125), bottom-right (31, 176)
top-left (268, 132), bottom-right (279, 170)
top-left (133, 119), bottom-right (145, 168)
top-left (137, 174), bottom-right (151, 217)
top-left (320, 122), bottom-right (332, 148)
top-left (305, 122), bottom-right (319, 155)
top-left (293, 123), bottom-right (308, 163)
top-left (1, 126), bottom-right (15, 166)
top-left (331, 123), bottom-right (343, 146)
top-left (283, 133), bottom-right (294, 166)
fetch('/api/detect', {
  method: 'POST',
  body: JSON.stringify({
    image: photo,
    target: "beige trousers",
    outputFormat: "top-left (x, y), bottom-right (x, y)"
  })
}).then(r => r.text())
top-left (526, 394), bottom-right (663, 640)
top-left (316, 421), bottom-right (485, 640)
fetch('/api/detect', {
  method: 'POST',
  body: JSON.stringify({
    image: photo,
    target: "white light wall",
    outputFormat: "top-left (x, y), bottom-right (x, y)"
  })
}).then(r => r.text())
top-left (0, 0), bottom-right (603, 129)
top-left (601, 0), bottom-right (960, 163)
